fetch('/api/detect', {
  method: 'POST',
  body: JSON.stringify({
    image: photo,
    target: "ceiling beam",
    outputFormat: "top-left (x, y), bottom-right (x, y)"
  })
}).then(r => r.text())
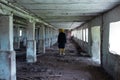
top-left (12, 0), bottom-right (120, 4)
top-left (19, 3), bottom-right (116, 10)
top-left (0, 0), bottom-right (56, 29)
top-left (30, 10), bottom-right (105, 14)
top-left (36, 13), bottom-right (99, 16)
top-left (45, 19), bottom-right (90, 22)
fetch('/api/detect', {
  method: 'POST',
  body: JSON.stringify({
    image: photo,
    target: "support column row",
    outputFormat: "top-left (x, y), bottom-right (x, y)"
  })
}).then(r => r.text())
top-left (38, 25), bottom-right (45, 53)
top-left (26, 22), bottom-right (36, 63)
top-left (0, 15), bottom-right (16, 80)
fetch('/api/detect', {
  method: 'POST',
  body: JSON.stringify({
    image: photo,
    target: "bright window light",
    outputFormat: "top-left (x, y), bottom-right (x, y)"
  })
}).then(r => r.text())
top-left (109, 21), bottom-right (120, 55)
top-left (19, 29), bottom-right (22, 36)
top-left (86, 28), bottom-right (88, 42)
top-left (83, 29), bottom-right (86, 41)
top-left (78, 31), bottom-right (80, 39)
top-left (80, 30), bottom-right (82, 40)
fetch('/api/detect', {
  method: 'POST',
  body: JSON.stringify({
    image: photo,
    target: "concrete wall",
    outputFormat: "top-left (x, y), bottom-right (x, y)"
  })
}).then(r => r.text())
top-left (102, 5), bottom-right (120, 80)
top-left (89, 16), bottom-right (102, 63)
top-left (72, 16), bottom-right (102, 57)
top-left (72, 23), bottom-right (91, 56)
top-left (73, 37), bottom-right (89, 53)
top-left (72, 5), bottom-right (120, 79)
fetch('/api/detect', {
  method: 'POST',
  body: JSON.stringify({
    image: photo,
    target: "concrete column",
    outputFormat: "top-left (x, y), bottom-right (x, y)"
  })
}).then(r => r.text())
top-left (53, 30), bottom-right (57, 45)
top-left (35, 28), bottom-right (39, 44)
top-left (26, 22), bottom-right (36, 63)
top-left (0, 15), bottom-right (16, 80)
top-left (45, 27), bottom-right (47, 47)
top-left (48, 27), bottom-right (51, 47)
top-left (50, 28), bottom-right (53, 46)
top-left (49, 28), bottom-right (52, 46)
top-left (46, 27), bottom-right (49, 47)
top-left (53, 30), bottom-right (55, 45)
top-left (52, 29), bottom-right (55, 45)
top-left (45, 27), bottom-right (48, 47)
top-left (35, 28), bottom-right (39, 49)
top-left (51, 29), bottom-right (53, 45)
top-left (22, 28), bottom-right (27, 47)
top-left (13, 26), bottom-right (20, 49)
top-left (38, 25), bottom-right (45, 53)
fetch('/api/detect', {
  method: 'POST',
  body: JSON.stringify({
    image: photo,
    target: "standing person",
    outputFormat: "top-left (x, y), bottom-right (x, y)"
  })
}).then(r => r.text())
top-left (58, 29), bottom-right (66, 55)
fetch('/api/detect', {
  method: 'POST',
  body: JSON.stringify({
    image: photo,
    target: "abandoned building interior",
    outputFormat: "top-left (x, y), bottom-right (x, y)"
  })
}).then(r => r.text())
top-left (0, 0), bottom-right (120, 80)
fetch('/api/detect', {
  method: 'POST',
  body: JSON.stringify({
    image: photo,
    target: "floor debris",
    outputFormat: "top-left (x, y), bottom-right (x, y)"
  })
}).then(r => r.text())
top-left (17, 40), bottom-right (113, 80)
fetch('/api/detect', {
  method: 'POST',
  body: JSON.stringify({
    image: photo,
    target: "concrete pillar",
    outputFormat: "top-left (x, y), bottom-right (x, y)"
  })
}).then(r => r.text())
top-left (51, 29), bottom-right (53, 45)
top-left (45, 27), bottom-right (47, 47)
top-left (50, 28), bottom-right (54, 46)
top-left (38, 25), bottom-right (45, 53)
top-left (22, 28), bottom-right (27, 47)
top-left (13, 26), bottom-right (20, 49)
top-left (53, 30), bottom-right (58, 45)
top-left (52, 29), bottom-right (55, 45)
top-left (35, 28), bottom-right (39, 44)
top-left (26, 22), bottom-right (36, 63)
top-left (46, 27), bottom-right (49, 47)
top-left (53, 30), bottom-right (55, 45)
top-left (35, 28), bottom-right (39, 49)
top-left (49, 28), bottom-right (52, 46)
top-left (0, 15), bottom-right (16, 80)
top-left (48, 27), bottom-right (51, 47)
top-left (45, 27), bottom-right (48, 47)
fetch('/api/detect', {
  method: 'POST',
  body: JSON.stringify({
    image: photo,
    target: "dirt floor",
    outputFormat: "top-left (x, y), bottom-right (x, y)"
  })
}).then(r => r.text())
top-left (17, 40), bottom-right (113, 80)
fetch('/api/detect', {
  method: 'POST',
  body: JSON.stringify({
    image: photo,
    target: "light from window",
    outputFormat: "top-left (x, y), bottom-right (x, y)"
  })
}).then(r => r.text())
top-left (19, 29), bottom-right (22, 36)
top-left (109, 21), bottom-right (120, 55)
top-left (78, 31), bottom-right (79, 38)
top-left (86, 28), bottom-right (88, 42)
top-left (83, 29), bottom-right (86, 41)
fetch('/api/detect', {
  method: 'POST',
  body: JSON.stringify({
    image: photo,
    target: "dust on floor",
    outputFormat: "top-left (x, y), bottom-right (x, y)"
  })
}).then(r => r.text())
top-left (17, 40), bottom-right (113, 80)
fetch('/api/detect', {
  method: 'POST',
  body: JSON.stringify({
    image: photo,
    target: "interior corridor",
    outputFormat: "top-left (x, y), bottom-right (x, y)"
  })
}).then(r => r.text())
top-left (0, 0), bottom-right (120, 80)
top-left (17, 39), bottom-right (112, 80)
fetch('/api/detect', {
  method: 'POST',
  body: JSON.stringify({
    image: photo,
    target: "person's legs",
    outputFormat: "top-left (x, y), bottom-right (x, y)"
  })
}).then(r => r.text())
top-left (58, 43), bottom-right (62, 55)
top-left (63, 48), bottom-right (65, 55)
top-left (59, 48), bottom-right (62, 55)
top-left (61, 48), bottom-right (65, 55)
top-left (59, 43), bottom-right (65, 55)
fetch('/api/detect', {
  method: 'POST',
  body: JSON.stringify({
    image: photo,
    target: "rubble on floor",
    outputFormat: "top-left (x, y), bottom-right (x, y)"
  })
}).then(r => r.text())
top-left (17, 40), bottom-right (113, 80)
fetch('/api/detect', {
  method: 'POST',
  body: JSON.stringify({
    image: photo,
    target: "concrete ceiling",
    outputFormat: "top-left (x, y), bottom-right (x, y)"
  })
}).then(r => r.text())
top-left (6, 0), bottom-right (120, 29)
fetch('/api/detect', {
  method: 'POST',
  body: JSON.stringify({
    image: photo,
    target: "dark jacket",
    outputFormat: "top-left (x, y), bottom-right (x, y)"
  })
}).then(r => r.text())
top-left (58, 32), bottom-right (66, 44)
top-left (58, 32), bottom-right (66, 48)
